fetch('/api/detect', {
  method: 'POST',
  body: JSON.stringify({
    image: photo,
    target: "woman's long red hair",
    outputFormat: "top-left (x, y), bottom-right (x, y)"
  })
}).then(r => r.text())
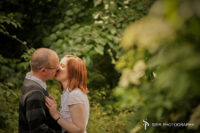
top-left (62, 55), bottom-right (88, 94)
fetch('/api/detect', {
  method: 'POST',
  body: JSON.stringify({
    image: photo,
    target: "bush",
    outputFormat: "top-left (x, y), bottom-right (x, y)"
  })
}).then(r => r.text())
top-left (115, 0), bottom-right (200, 132)
top-left (87, 103), bottom-right (132, 133)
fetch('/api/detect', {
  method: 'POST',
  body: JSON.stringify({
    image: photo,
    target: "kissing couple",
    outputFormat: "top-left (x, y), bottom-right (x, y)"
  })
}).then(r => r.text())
top-left (19, 48), bottom-right (89, 133)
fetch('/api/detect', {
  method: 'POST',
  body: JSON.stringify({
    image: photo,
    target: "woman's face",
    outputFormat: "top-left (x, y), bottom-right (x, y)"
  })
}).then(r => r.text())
top-left (55, 57), bottom-right (68, 82)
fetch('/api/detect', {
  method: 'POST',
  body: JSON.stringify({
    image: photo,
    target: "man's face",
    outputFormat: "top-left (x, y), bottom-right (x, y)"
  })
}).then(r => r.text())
top-left (45, 54), bottom-right (60, 80)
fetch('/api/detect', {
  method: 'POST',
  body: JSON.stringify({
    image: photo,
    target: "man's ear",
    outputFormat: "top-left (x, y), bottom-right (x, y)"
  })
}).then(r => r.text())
top-left (40, 68), bottom-right (46, 72)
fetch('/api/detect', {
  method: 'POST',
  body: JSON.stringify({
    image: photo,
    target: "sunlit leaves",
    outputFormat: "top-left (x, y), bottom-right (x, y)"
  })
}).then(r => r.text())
top-left (115, 0), bottom-right (200, 132)
top-left (95, 45), bottom-right (104, 55)
top-left (188, 105), bottom-right (200, 130)
top-left (93, 0), bottom-right (102, 7)
top-left (119, 60), bottom-right (146, 87)
top-left (114, 87), bottom-right (140, 108)
top-left (121, 16), bottom-right (175, 52)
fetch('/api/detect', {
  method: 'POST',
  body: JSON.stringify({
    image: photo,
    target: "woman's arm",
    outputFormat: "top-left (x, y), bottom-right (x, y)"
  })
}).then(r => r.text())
top-left (45, 96), bottom-right (85, 133)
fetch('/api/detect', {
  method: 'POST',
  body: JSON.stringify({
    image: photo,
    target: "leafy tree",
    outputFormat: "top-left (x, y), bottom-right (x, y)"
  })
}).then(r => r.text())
top-left (115, 0), bottom-right (200, 132)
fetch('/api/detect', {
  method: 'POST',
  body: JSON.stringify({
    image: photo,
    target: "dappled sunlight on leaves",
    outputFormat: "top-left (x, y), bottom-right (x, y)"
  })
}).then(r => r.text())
top-left (119, 60), bottom-right (146, 86)
top-left (121, 16), bottom-right (175, 52)
top-left (115, 0), bottom-right (200, 132)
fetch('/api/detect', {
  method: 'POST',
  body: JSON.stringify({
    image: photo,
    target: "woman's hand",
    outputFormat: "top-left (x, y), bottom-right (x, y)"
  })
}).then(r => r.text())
top-left (45, 96), bottom-right (60, 120)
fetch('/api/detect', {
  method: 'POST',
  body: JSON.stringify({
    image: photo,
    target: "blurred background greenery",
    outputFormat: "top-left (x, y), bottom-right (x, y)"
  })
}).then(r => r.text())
top-left (0, 0), bottom-right (199, 133)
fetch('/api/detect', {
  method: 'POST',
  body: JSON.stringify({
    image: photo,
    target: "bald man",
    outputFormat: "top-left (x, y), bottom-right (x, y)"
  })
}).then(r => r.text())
top-left (19, 48), bottom-right (61, 133)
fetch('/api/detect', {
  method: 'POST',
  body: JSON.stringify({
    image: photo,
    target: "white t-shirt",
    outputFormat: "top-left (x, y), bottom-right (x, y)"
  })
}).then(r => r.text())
top-left (60, 88), bottom-right (89, 133)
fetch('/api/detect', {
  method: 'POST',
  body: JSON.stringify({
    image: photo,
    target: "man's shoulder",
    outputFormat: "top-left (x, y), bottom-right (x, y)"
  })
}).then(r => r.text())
top-left (22, 79), bottom-right (42, 89)
top-left (21, 79), bottom-right (47, 102)
top-left (21, 79), bottom-right (47, 94)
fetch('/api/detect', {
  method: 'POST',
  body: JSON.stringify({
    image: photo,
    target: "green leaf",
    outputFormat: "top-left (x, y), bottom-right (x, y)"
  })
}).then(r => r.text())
top-left (65, 10), bottom-right (73, 16)
top-left (93, 0), bottom-right (102, 7)
top-left (95, 45), bottom-right (104, 55)
top-left (95, 38), bottom-right (106, 46)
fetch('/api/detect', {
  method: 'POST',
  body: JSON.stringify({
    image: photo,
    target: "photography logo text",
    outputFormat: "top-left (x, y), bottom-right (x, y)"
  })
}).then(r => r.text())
top-left (142, 120), bottom-right (194, 130)
top-left (143, 120), bottom-right (149, 130)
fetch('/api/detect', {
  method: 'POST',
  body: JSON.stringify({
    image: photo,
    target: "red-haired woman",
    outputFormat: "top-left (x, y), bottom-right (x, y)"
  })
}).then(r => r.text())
top-left (45, 55), bottom-right (89, 133)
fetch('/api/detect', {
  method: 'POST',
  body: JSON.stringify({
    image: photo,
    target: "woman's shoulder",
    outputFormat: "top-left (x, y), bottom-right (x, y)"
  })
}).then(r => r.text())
top-left (66, 88), bottom-right (88, 105)
top-left (70, 88), bottom-right (84, 93)
top-left (69, 88), bottom-right (85, 97)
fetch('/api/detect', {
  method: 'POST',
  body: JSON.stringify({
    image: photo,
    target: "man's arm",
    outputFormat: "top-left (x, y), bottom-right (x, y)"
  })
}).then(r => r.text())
top-left (25, 91), bottom-right (59, 133)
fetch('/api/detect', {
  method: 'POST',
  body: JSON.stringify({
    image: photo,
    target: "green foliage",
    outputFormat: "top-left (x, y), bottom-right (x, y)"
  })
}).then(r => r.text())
top-left (0, 13), bottom-right (21, 34)
top-left (115, 0), bottom-right (200, 132)
top-left (0, 56), bottom-right (24, 86)
top-left (20, 48), bottom-right (35, 70)
top-left (0, 88), bottom-right (19, 133)
top-left (1, 0), bottom-right (75, 48)
top-left (0, 0), bottom-right (156, 132)
top-left (87, 103), bottom-right (132, 133)
top-left (0, 13), bottom-right (28, 51)
top-left (0, 49), bottom-right (34, 132)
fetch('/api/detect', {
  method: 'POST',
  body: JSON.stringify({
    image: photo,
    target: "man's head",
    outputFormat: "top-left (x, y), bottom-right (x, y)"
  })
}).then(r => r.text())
top-left (30, 48), bottom-right (59, 81)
